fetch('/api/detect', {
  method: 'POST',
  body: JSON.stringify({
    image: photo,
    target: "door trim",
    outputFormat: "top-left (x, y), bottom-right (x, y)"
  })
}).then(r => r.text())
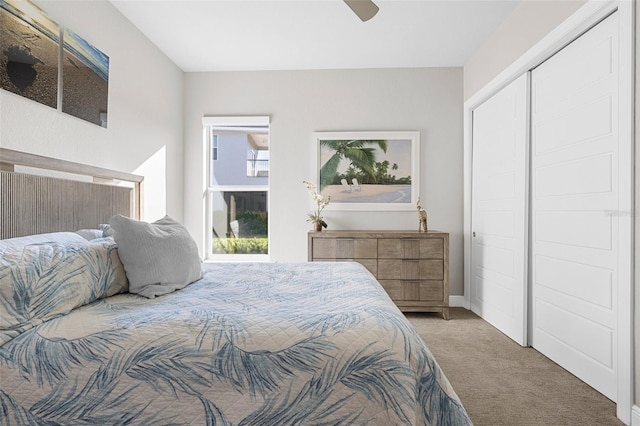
top-left (463, 0), bottom-right (633, 423)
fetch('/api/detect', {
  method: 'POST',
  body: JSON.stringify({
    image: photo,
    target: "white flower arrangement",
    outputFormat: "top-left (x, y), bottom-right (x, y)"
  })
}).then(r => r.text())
top-left (303, 180), bottom-right (331, 229)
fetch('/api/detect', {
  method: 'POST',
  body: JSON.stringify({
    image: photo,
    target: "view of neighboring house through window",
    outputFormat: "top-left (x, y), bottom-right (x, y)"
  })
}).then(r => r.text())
top-left (203, 116), bottom-right (269, 259)
top-left (212, 135), bottom-right (219, 160)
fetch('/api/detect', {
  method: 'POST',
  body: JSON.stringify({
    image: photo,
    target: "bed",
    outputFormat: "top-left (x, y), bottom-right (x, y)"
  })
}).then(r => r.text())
top-left (0, 149), bottom-right (471, 425)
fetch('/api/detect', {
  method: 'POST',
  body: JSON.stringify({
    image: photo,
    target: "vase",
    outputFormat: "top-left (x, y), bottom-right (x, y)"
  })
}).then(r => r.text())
top-left (314, 222), bottom-right (322, 232)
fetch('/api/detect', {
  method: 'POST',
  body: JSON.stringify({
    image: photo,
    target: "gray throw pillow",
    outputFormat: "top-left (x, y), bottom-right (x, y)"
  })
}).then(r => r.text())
top-left (109, 215), bottom-right (202, 298)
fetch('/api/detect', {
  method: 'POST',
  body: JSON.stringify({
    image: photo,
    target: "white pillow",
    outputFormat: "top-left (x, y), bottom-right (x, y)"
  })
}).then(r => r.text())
top-left (99, 223), bottom-right (113, 237)
top-left (109, 215), bottom-right (202, 298)
top-left (75, 229), bottom-right (104, 241)
top-left (0, 237), bottom-right (128, 345)
top-left (0, 232), bottom-right (87, 253)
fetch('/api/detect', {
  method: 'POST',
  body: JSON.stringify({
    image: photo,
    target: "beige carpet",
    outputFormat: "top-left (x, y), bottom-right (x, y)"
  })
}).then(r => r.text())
top-left (405, 308), bottom-right (623, 426)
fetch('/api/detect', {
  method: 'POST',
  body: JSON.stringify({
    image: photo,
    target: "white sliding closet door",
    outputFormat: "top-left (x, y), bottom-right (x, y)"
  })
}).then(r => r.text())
top-left (530, 12), bottom-right (620, 401)
top-left (471, 74), bottom-right (529, 345)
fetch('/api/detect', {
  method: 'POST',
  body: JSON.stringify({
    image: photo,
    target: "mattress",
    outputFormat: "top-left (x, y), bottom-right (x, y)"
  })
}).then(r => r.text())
top-left (0, 261), bottom-right (471, 425)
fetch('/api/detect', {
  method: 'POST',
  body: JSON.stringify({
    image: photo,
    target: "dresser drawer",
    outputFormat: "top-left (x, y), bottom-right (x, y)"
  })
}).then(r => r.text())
top-left (377, 259), bottom-right (443, 280)
top-left (378, 238), bottom-right (443, 259)
top-left (312, 238), bottom-right (377, 259)
top-left (378, 280), bottom-right (444, 302)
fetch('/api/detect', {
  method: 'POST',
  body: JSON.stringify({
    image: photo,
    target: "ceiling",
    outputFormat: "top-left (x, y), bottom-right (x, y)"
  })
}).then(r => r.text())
top-left (111, 0), bottom-right (521, 72)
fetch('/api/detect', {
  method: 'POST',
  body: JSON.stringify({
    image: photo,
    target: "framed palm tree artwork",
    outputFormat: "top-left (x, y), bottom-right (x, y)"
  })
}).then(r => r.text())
top-left (313, 131), bottom-right (420, 211)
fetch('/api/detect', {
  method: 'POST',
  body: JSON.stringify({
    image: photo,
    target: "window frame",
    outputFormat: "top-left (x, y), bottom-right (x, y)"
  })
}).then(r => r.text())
top-left (203, 116), bottom-right (270, 261)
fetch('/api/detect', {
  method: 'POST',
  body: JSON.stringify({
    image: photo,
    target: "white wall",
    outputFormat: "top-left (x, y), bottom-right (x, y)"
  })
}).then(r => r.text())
top-left (464, 0), bottom-right (586, 100)
top-left (184, 67), bottom-right (465, 295)
top-left (0, 0), bottom-right (184, 222)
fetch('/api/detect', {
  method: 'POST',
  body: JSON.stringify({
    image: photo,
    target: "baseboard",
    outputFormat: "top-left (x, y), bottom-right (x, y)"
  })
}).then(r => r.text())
top-left (449, 296), bottom-right (466, 308)
top-left (631, 405), bottom-right (640, 426)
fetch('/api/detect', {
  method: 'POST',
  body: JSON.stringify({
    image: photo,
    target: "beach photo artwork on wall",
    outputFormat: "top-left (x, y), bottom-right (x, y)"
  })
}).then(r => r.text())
top-left (62, 28), bottom-right (109, 128)
top-left (314, 131), bottom-right (420, 211)
top-left (0, 0), bottom-right (59, 109)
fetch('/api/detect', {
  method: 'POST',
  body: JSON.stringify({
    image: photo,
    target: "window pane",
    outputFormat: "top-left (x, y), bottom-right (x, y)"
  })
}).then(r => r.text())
top-left (211, 191), bottom-right (268, 255)
top-left (210, 131), bottom-right (269, 186)
top-left (212, 134), bottom-right (218, 161)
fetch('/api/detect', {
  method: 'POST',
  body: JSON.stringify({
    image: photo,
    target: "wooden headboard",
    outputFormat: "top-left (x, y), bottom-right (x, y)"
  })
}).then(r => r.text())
top-left (0, 148), bottom-right (143, 239)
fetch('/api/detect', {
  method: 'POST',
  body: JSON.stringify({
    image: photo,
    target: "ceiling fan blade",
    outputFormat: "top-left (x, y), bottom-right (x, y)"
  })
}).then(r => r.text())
top-left (343, 0), bottom-right (379, 22)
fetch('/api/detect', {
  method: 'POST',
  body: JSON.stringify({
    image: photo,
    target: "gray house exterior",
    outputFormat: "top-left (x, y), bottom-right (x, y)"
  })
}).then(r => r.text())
top-left (212, 133), bottom-right (268, 186)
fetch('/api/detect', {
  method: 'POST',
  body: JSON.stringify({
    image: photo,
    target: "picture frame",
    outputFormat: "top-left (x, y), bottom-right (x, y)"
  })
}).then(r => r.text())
top-left (1, 0), bottom-right (60, 109)
top-left (0, 0), bottom-right (109, 127)
top-left (62, 28), bottom-right (110, 128)
top-left (313, 131), bottom-right (420, 211)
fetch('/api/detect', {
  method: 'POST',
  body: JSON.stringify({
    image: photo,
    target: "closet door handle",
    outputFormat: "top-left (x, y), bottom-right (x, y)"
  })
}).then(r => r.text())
top-left (472, 232), bottom-right (476, 237)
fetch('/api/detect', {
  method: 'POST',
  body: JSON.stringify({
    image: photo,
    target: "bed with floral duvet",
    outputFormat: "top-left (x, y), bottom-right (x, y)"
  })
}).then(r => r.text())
top-left (0, 235), bottom-right (471, 425)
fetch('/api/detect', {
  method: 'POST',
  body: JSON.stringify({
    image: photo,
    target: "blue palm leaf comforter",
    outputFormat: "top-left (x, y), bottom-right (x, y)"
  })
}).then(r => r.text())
top-left (0, 261), bottom-right (471, 425)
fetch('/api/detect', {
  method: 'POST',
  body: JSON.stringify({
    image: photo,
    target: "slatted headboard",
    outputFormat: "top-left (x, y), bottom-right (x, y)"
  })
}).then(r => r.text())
top-left (0, 148), bottom-right (143, 239)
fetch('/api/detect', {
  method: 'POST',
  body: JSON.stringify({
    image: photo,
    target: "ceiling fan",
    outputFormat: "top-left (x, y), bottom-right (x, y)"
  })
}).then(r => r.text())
top-left (343, 0), bottom-right (379, 22)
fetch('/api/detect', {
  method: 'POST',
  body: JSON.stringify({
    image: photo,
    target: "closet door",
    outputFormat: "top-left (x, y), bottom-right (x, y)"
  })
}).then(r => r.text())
top-left (530, 13), bottom-right (619, 401)
top-left (470, 74), bottom-right (529, 345)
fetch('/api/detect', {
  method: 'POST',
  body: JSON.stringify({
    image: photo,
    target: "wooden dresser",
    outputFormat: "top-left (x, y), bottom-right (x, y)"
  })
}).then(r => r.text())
top-left (308, 230), bottom-right (449, 319)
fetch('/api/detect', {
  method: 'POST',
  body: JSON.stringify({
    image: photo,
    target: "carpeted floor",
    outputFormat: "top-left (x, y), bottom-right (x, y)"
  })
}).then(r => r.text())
top-left (405, 308), bottom-right (623, 426)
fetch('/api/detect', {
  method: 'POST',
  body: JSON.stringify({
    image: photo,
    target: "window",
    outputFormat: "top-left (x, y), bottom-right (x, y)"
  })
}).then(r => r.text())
top-left (203, 116), bottom-right (269, 260)
top-left (212, 135), bottom-right (218, 161)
